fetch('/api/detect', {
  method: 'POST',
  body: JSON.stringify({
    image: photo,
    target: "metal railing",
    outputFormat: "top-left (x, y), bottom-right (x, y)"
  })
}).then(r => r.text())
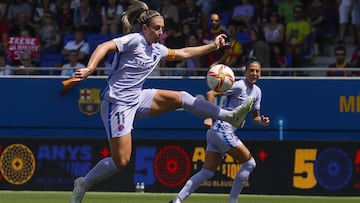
top-left (0, 66), bottom-right (360, 77)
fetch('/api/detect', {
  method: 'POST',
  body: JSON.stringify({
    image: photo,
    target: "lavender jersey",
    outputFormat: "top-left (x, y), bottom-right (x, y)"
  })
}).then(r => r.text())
top-left (211, 78), bottom-right (262, 131)
top-left (103, 33), bottom-right (168, 105)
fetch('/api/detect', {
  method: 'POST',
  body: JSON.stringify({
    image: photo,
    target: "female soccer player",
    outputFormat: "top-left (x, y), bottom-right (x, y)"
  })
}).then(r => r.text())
top-left (70, 0), bottom-right (253, 202)
top-left (169, 57), bottom-right (270, 203)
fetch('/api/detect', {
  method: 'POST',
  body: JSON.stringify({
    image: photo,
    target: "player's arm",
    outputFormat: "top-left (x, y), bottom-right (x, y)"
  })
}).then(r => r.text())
top-left (170, 34), bottom-right (227, 61)
top-left (203, 90), bottom-right (224, 128)
top-left (74, 40), bottom-right (117, 81)
top-left (251, 109), bottom-right (270, 126)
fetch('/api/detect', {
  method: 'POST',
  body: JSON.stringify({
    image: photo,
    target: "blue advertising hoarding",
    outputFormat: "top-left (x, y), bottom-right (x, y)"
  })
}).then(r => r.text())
top-left (0, 77), bottom-right (359, 140)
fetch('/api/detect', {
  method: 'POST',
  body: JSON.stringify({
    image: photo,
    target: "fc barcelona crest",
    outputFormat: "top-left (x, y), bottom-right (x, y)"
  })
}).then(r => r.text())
top-left (78, 88), bottom-right (101, 116)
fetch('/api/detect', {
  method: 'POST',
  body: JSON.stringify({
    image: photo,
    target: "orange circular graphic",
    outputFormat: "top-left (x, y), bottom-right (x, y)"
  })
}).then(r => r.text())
top-left (0, 144), bottom-right (36, 185)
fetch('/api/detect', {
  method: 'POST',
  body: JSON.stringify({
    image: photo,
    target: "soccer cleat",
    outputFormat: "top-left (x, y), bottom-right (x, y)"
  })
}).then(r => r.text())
top-left (70, 177), bottom-right (88, 203)
top-left (230, 97), bottom-right (254, 128)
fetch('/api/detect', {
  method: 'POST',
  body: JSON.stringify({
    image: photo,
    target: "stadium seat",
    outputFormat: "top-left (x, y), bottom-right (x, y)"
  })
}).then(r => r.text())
top-left (235, 32), bottom-right (252, 45)
top-left (62, 33), bottom-right (75, 46)
top-left (40, 54), bottom-right (63, 75)
top-left (220, 11), bottom-right (232, 27)
top-left (86, 34), bottom-right (111, 55)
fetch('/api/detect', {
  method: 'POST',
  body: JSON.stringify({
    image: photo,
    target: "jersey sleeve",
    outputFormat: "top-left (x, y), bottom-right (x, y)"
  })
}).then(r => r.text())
top-left (156, 43), bottom-right (175, 61)
top-left (112, 33), bottom-right (138, 53)
top-left (253, 86), bottom-right (262, 110)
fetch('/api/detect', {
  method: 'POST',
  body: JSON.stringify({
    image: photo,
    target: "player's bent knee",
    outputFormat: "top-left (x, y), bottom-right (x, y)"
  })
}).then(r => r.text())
top-left (112, 157), bottom-right (130, 170)
top-left (243, 158), bottom-right (256, 171)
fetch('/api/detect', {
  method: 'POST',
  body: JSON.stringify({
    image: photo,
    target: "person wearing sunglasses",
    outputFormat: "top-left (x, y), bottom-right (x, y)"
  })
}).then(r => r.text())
top-left (327, 45), bottom-right (352, 76)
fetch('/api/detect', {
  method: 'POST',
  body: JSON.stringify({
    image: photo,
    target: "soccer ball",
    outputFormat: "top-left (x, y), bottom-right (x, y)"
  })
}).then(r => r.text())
top-left (206, 64), bottom-right (235, 92)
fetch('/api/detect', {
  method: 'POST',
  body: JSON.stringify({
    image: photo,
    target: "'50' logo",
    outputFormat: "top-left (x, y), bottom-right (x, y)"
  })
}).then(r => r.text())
top-left (293, 148), bottom-right (355, 191)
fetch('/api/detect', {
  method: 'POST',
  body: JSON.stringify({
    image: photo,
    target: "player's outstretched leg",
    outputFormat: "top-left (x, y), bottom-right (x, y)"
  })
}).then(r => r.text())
top-left (230, 97), bottom-right (254, 128)
top-left (70, 177), bottom-right (89, 203)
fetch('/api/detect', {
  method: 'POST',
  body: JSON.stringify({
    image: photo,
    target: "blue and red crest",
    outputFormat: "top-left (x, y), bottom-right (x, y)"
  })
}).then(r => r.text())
top-left (78, 88), bottom-right (101, 116)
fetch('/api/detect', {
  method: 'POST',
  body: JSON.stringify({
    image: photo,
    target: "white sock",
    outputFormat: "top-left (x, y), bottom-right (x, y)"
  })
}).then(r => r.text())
top-left (229, 158), bottom-right (256, 200)
top-left (177, 168), bottom-right (214, 201)
top-left (82, 157), bottom-right (120, 188)
top-left (180, 91), bottom-right (230, 121)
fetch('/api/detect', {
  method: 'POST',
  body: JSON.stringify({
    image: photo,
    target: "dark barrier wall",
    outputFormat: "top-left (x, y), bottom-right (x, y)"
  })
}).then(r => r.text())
top-left (0, 77), bottom-right (359, 140)
top-left (0, 138), bottom-right (360, 195)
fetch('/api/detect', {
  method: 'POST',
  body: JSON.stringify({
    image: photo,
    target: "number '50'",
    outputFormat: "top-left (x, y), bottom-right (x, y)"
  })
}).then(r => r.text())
top-left (293, 148), bottom-right (355, 190)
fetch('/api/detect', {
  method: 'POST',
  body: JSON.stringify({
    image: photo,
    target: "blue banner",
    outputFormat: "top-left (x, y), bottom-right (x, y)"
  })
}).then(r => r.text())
top-left (0, 77), bottom-right (359, 140)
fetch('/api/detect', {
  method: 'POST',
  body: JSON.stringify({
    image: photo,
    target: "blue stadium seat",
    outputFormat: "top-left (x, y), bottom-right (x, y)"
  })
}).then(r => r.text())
top-left (63, 33), bottom-right (75, 46)
top-left (40, 54), bottom-right (63, 75)
top-left (111, 33), bottom-right (122, 39)
top-left (235, 32), bottom-right (252, 44)
top-left (220, 11), bottom-right (232, 27)
top-left (86, 34), bottom-right (111, 54)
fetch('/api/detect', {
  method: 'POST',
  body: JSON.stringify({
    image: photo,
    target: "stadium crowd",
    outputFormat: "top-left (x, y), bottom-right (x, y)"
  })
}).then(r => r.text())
top-left (0, 0), bottom-right (359, 76)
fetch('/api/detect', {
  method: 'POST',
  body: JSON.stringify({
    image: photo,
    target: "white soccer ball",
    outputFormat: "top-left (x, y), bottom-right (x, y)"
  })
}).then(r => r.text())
top-left (206, 64), bottom-right (235, 92)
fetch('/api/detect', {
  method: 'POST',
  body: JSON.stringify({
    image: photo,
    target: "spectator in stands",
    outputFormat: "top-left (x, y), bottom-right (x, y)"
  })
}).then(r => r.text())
top-left (180, 0), bottom-right (202, 31)
top-left (202, 13), bottom-right (230, 68)
top-left (73, 0), bottom-right (101, 33)
top-left (305, 0), bottom-right (327, 54)
top-left (9, 12), bottom-right (35, 37)
top-left (271, 44), bottom-right (290, 76)
top-left (222, 23), bottom-right (242, 68)
top-left (263, 11), bottom-right (285, 67)
top-left (0, 18), bottom-right (9, 52)
top-left (196, 0), bottom-right (216, 31)
top-left (56, 0), bottom-right (74, 35)
top-left (100, 0), bottom-right (124, 34)
top-left (285, 5), bottom-right (310, 69)
top-left (7, 0), bottom-right (32, 26)
top-left (350, 44), bottom-right (360, 75)
top-left (277, 0), bottom-right (301, 24)
top-left (19, 28), bottom-right (31, 37)
top-left (70, 0), bottom-right (81, 10)
top-left (176, 34), bottom-right (201, 76)
top-left (255, 0), bottom-right (278, 25)
top-left (195, 26), bottom-right (205, 44)
top-left (0, 52), bottom-right (12, 75)
top-left (158, 0), bottom-right (180, 23)
top-left (182, 23), bottom-right (193, 39)
top-left (12, 51), bottom-right (39, 75)
top-left (0, 1), bottom-right (7, 20)
top-left (231, 0), bottom-right (256, 31)
top-left (33, 0), bottom-right (57, 25)
top-left (61, 49), bottom-right (85, 77)
top-left (327, 46), bottom-right (352, 76)
top-left (61, 28), bottom-right (90, 64)
top-left (249, 25), bottom-right (271, 75)
top-left (337, 0), bottom-right (358, 44)
top-left (38, 12), bottom-right (61, 55)
top-left (162, 21), bottom-right (186, 76)
top-left (354, 0), bottom-right (360, 45)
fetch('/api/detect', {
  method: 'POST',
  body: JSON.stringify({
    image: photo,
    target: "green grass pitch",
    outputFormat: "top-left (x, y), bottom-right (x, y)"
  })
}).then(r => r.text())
top-left (0, 191), bottom-right (359, 203)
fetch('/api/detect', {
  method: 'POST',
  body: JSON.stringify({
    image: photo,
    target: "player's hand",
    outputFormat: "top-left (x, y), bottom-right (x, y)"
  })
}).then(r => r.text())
top-left (74, 68), bottom-right (92, 81)
top-left (213, 34), bottom-right (228, 49)
top-left (203, 118), bottom-right (213, 129)
top-left (260, 115), bottom-right (270, 126)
